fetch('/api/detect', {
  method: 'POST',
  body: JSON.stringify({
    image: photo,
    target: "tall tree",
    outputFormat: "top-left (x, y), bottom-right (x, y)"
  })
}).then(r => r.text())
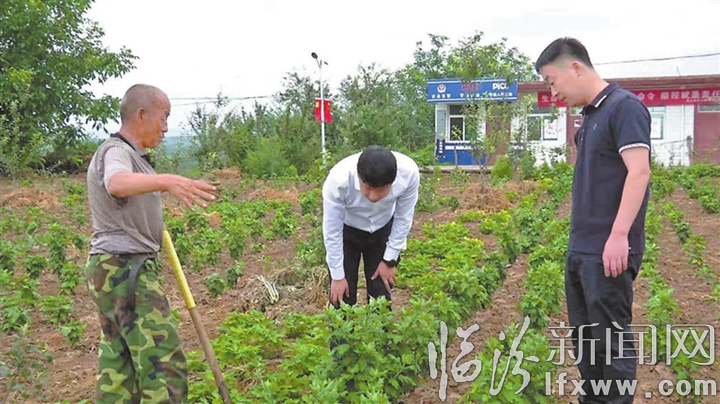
top-left (0, 0), bottom-right (136, 175)
top-left (274, 71), bottom-right (334, 172)
top-left (337, 63), bottom-right (403, 151)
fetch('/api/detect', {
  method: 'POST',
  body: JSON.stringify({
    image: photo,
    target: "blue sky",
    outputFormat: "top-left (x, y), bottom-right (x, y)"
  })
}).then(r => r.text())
top-left (86, 0), bottom-right (720, 135)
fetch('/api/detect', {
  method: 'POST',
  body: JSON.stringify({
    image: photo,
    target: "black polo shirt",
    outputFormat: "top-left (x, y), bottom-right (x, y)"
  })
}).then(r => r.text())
top-left (569, 82), bottom-right (652, 256)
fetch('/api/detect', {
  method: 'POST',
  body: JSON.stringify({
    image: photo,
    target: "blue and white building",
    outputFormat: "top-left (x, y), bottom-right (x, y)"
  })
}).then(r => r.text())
top-left (428, 78), bottom-right (519, 165)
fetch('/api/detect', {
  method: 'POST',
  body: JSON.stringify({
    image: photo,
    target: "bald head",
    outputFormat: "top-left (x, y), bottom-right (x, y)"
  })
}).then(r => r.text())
top-left (120, 84), bottom-right (169, 124)
top-left (118, 84), bottom-right (170, 150)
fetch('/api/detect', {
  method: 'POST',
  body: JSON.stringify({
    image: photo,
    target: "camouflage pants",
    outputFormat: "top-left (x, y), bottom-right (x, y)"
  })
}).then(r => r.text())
top-left (85, 254), bottom-right (188, 404)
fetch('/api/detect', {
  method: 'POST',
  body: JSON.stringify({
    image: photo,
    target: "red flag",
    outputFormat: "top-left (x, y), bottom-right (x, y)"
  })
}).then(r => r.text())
top-left (314, 98), bottom-right (333, 123)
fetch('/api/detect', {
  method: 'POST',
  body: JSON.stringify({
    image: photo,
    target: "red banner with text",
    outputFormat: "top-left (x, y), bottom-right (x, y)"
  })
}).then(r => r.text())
top-left (314, 98), bottom-right (333, 123)
top-left (538, 87), bottom-right (720, 108)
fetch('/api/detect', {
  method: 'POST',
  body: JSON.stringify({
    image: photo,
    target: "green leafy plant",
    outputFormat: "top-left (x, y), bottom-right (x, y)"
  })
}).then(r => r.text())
top-left (205, 273), bottom-right (226, 298)
top-left (459, 320), bottom-right (556, 403)
top-left (639, 200), bottom-right (703, 402)
top-left (520, 260), bottom-right (564, 329)
top-left (295, 225), bottom-right (325, 268)
top-left (0, 273), bottom-right (37, 333)
top-left (226, 261), bottom-right (245, 287)
top-left (58, 262), bottom-right (83, 295)
top-left (0, 325), bottom-right (54, 403)
top-left (450, 168), bottom-right (471, 187)
top-left (40, 295), bottom-right (75, 325)
top-left (664, 201), bottom-right (692, 243)
top-left (299, 188), bottom-right (322, 216)
top-left (0, 303), bottom-right (30, 333)
top-left (416, 175), bottom-right (439, 213)
top-left (270, 203), bottom-right (298, 239)
top-left (320, 298), bottom-right (436, 404)
top-left (0, 240), bottom-right (17, 272)
top-left (670, 165), bottom-right (720, 214)
top-left (169, 308), bottom-right (182, 329)
top-left (60, 178), bottom-right (85, 196)
top-left (213, 310), bottom-right (288, 377)
top-left (22, 255), bottom-right (46, 279)
top-left (517, 151), bottom-right (537, 180)
top-left (45, 223), bottom-right (69, 274)
top-left (60, 320), bottom-right (86, 347)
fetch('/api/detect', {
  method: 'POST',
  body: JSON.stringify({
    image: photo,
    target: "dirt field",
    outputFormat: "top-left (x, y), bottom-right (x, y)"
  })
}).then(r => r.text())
top-left (0, 170), bottom-right (718, 403)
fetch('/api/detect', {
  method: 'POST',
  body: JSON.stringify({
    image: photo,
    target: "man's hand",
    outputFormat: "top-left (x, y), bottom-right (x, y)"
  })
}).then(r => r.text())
top-left (330, 279), bottom-right (350, 305)
top-left (603, 231), bottom-right (629, 278)
top-left (371, 261), bottom-right (396, 293)
top-left (164, 174), bottom-right (219, 209)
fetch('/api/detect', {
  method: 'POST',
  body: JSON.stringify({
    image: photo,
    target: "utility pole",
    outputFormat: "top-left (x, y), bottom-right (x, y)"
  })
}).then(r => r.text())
top-left (311, 52), bottom-right (328, 165)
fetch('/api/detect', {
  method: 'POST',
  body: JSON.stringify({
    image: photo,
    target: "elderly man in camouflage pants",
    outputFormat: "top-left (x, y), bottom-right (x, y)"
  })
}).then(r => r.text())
top-left (85, 84), bottom-right (218, 403)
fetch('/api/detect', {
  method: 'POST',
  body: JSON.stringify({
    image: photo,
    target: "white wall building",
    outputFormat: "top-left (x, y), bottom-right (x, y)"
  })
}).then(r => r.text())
top-left (515, 104), bottom-right (695, 166)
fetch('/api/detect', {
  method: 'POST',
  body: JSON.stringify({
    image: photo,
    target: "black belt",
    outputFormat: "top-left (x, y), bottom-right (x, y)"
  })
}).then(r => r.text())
top-left (123, 253), bottom-right (158, 312)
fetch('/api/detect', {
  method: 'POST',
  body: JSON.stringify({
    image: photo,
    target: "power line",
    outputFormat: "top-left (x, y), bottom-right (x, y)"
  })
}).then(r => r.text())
top-left (173, 100), bottom-right (221, 107)
top-left (171, 95), bottom-right (274, 107)
top-left (169, 95), bottom-right (273, 101)
top-left (596, 52), bottom-right (720, 65)
top-left (169, 52), bottom-right (720, 105)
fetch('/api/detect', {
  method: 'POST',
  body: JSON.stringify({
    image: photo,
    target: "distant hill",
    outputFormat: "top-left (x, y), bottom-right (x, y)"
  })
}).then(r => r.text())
top-left (89, 128), bottom-right (193, 154)
top-left (162, 135), bottom-right (192, 153)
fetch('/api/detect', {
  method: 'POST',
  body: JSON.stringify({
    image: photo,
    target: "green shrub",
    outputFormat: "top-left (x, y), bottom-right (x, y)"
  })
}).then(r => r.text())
top-left (491, 155), bottom-right (513, 184)
top-left (244, 137), bottom-right (291, 179)
top-left (300, 188), bottom-right (322, 215)
top-left (205, 272), bottom-right (226, 298)
top-left (517, 151), bottom-right (536, 180)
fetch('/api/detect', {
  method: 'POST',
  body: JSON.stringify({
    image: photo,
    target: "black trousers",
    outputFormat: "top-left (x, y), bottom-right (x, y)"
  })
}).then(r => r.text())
top-left (330, 218), bottom-right (394, 308)
top-left (565, 251), bottom-right (643, 404)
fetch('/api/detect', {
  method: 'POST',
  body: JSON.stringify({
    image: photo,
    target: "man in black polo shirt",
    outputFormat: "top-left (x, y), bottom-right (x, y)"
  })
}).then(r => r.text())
top-left (535, 38), bottom-right (652, 403)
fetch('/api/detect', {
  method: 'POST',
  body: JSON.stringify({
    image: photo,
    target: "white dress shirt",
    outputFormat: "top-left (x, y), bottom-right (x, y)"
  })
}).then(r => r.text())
top-left (322, 151), bottom-right (420, 281)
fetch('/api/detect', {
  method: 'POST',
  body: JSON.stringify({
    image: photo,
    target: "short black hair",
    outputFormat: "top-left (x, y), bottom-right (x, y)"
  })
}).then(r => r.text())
top-left (535, 37), bottom-right (594, 74)
top-left (357, 146), bottom-right (397, 188)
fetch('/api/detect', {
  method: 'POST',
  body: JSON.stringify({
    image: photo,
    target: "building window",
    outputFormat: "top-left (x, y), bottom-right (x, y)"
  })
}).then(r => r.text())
top-left (449, 116), bottom-right (465, 140)
top-left (449, 105), bottom-right (463, 115)
top-left (527, 116), bottom-right (543, 141)
top-left (648, 106), bottom-right (665, 140)
top-left (448, 104), bottom-right (465, 141)
top-left (446, 104), bottom-right (488, 141)
top-left (526, 105), bottom-right (557, 141)
top-left (699, 104), bottom-right (720, 113)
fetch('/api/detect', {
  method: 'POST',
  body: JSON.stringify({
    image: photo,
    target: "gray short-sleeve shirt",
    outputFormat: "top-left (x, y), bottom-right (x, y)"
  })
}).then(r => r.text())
top-left (87, 136), bottom-right (164, 254)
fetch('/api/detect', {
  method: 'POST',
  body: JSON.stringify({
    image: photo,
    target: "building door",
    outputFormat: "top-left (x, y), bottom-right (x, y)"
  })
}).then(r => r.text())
top-left (693, 104), bottom-right (720, 164)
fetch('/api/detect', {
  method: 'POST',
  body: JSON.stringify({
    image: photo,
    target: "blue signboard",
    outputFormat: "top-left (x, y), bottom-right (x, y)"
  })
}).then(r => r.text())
top-left (435, 138), bottom-right (445, 159)
top-left (427, 78), bottom-right (518, 103)
top-left (435, 142), bottom-right (486, 166)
